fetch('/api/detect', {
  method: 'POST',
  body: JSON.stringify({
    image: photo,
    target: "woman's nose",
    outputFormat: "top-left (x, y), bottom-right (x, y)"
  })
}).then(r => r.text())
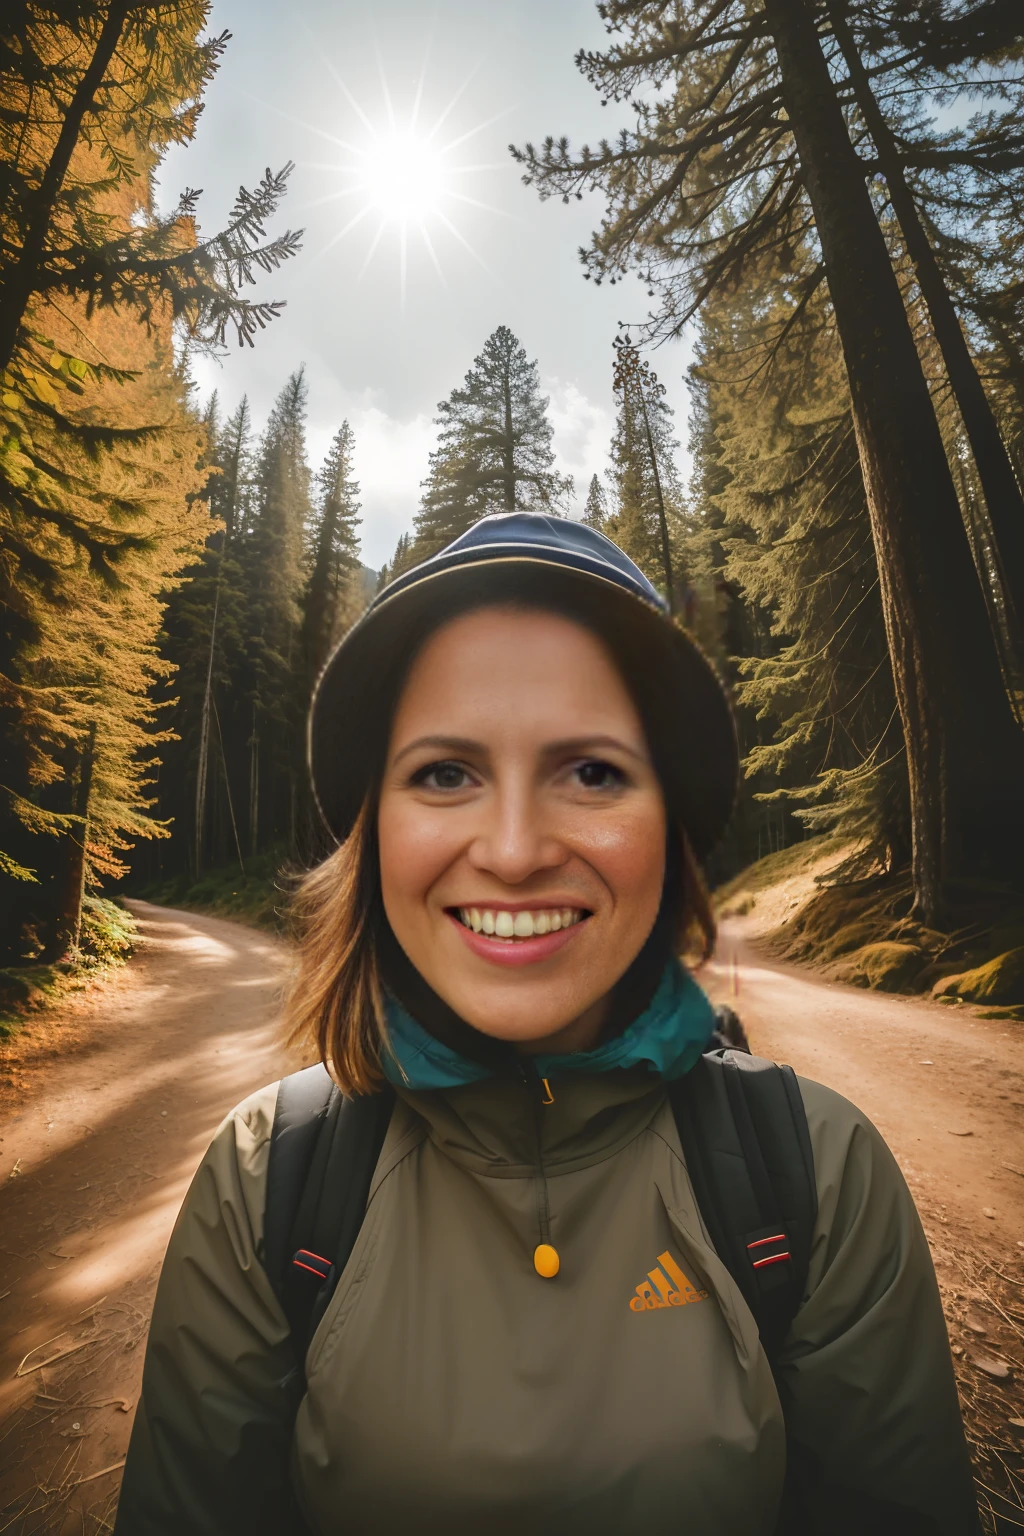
top-left (466, 784), bottom-right (566, 885)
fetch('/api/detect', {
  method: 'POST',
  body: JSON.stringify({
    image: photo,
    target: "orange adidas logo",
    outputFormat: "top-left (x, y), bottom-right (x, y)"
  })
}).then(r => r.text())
top-left (629, 1251), bottom-right (709, 1312)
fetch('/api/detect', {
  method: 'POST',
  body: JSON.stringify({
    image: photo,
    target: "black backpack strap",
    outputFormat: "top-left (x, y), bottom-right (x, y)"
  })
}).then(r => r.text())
top-left (264, 1064), bottom-right (337, 1289)
top-left (669, 1049), bottom-right (817, 1367)
top-left (265, 1066), bottom-right (395, 1373)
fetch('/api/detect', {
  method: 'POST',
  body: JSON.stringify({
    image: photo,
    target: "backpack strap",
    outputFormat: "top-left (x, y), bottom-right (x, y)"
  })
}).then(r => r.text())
top-left (265, 1066), bottom-right (395, 1374)
top-left (668, 1049), bottom-right (817, 1367)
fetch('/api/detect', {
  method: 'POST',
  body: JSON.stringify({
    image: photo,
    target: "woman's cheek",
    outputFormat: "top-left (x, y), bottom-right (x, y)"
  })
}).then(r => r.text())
top-left (379, 801), bottom-right (463, 905)
top-left (571, 802), bottom-right (666, 908)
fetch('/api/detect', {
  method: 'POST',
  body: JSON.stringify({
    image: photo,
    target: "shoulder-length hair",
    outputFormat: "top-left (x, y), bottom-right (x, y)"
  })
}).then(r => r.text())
top-left (285, 575), bottom-right (718, 1095)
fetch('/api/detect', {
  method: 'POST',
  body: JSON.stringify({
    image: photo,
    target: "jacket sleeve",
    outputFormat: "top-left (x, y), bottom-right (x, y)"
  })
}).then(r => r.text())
top-left (775, 1077), bottom-right (980, 1536)
top-left (114, 1083), bottom-right (308, 1536)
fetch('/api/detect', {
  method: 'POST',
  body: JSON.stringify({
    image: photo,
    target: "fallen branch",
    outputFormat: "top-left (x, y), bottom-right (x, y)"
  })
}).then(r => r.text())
top-left (71, 1458), bottom-right (125, 1486)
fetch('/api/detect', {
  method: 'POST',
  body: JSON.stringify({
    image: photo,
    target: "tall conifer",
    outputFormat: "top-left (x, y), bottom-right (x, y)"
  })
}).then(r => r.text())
top-left (607, 343), bottom-right (685, 608)
top-left (243, 370), bottom-right (312, 855)
top-left (303, 422), bottom-right (362, 681)
top-left (582, 474), bottom-right (608, 530)
top-left (414, 326), bottom-right (572, 555)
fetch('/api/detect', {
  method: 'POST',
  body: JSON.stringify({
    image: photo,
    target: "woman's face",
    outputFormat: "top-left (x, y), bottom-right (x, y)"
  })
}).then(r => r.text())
top-left (377, 606), bottom-right (667, 1052)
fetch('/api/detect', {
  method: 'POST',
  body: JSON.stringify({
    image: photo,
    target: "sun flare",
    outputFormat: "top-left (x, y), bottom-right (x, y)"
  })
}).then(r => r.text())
top-left (291, 51), bottom-right (510, 305)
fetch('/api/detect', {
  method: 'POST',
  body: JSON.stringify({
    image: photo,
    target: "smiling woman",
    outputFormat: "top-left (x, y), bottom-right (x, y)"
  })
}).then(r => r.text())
top-left (116, 514), bottom-right (981, 1536)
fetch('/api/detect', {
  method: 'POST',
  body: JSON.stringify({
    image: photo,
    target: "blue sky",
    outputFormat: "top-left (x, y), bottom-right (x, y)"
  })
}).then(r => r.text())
top-left (158, 0), bottom-right (695, 569)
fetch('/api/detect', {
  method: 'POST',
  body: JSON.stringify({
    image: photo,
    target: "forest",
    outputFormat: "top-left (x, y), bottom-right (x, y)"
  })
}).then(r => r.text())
top-left (2, 0), bottom-right (1024, 1003)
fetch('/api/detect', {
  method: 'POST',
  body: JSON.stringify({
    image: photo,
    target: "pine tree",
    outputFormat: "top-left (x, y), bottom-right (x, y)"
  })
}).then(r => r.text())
top-left (0, 2), bottom-right (298, 949)
top-left (303, 422), bottom-right (362, 681)
top-left (2, 296), bottom-right (208, 958)
top-left (514, 0), bottom-right (1024, 920)
top-left (582, 474), bottom-right (608, 530)
top-left (607, 341), bottom-right (685, 608)
top-left (691, 269), bottom-right (907, 868)
top-left (414, 326), bottom-right (572, 555)
top-left (377, 531), bottom-right (417, 590)
top-left (243, 369), bottom-right (312, 856)
top-left (157, 394), bottom-right (253, 879)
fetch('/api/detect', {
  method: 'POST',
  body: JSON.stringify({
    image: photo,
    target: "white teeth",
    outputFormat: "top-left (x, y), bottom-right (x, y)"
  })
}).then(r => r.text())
top-left (458, 907), bottom-right (586, 938)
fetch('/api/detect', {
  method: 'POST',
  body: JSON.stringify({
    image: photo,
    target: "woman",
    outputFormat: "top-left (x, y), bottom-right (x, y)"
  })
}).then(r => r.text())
top-left (116, 513), bottom-right (979, 1535)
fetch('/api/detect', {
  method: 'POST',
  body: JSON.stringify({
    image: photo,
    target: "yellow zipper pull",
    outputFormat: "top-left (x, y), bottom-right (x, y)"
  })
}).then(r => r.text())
top-left (534, 1243), bottom-right (560, 1278)
top-left (540, 1077), bottom-right (555, 1105)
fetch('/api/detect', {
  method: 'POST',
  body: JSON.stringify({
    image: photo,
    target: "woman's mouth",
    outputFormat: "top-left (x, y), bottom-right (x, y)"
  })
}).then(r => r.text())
top-left (446, 905), bottom-right (591, 966)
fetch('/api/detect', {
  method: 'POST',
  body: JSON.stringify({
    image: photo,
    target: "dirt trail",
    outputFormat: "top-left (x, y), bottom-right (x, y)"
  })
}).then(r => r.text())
top-left (705, 921), bottom-right (1024, 1247)
top-left (0, 902), bottom-right (302, 1533)
top-left (1, 904), bottom-right (1023, 1532)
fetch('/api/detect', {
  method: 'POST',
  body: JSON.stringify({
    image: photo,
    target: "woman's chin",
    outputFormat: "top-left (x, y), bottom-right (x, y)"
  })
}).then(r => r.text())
top-left (436, 982), bottom-right (608, 1053)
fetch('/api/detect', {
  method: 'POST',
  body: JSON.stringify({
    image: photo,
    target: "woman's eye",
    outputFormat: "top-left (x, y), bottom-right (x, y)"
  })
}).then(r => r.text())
top-left (413, 760), bottom-right (472, 791)
top-left (574, 759), bottom-right (626, 791)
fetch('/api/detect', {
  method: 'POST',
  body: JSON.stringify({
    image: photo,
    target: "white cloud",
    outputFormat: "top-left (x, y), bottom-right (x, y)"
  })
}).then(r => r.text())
top-left (544, 377), bottom-right (614, 511)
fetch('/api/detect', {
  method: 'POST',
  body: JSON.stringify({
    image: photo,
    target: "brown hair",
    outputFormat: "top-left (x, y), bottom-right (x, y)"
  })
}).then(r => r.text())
top-left (285, 806), bottom-right (716, 1099)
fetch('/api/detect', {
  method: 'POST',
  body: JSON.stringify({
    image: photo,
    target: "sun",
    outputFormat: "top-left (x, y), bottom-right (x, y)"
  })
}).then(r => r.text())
top-left (357, 131), bottom-right (447, 223)
top-left (289, 49), bottom-right (511, 304)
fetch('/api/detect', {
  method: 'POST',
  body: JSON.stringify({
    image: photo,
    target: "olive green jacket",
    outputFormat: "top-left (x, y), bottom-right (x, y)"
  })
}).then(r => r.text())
top-left (115, 1067), bottom-right (979, 1535)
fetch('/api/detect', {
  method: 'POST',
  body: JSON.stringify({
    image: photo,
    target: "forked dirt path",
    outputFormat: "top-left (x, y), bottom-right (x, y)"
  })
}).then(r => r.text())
top-left (0, 904), bottom-right (1022, 1532)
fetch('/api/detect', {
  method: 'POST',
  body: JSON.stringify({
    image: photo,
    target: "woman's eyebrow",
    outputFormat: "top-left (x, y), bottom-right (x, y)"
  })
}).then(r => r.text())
top-left (391, 734), bottom-right (485, 767)
top-left (544, 735), bottom-right (649, 764)
top-left (392, 733), bottom-right (649, 767)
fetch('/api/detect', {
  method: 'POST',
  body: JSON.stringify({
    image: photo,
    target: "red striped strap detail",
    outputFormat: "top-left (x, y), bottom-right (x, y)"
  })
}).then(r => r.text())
top-left (292, 1248), bottom-right (332, 1281)
top-left (747, 1233), bottom-right (787, 1250)
top-left (751, 1251), bottom-right (791, 1269)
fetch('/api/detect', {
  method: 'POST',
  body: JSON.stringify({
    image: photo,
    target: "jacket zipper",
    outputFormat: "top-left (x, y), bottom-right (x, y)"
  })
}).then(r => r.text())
top-left (520, 1060), bottom-right (559, 1277)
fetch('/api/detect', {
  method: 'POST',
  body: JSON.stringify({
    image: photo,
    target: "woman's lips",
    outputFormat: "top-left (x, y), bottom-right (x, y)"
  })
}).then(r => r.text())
top-left (446, 910), bottom-right (588, 967)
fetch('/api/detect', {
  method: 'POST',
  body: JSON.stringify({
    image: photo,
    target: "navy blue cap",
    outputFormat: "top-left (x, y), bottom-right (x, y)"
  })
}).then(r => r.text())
top-left (378, 512), bottom-right (667, 615)
top-left (309, 512), bottom-right (738, 859)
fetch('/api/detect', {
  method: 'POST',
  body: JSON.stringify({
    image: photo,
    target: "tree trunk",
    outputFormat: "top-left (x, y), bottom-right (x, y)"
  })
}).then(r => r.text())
top-left (249, 706), bottom-right (260, 859)
top-left (0, 3), bottom-right (131, 372)
top-left (764, 0), bottom-right (1024, 920)
top-left (829, 2), bottom-right (1024, 645)
top-left (637, 388), bottom-right (676, 615)
top-left (502, 369), bottom-right (516, 510)
top-left (194, 582), bottom-right (221, 876)
top-left (46, 724), bottom-right (96, 959)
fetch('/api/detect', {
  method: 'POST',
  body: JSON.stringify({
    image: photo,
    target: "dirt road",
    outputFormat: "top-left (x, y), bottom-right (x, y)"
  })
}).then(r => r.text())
top-left (1, 903), bottom-right (1023, 1532)
top-left (0, 902), bottom-right (302, 1533)
top-left (703, 925), bottom-right (1024, 1248)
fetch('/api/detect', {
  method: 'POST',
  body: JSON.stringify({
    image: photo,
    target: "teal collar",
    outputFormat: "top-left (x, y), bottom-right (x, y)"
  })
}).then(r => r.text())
top-left (382, 961), bottom-right (716, 1091)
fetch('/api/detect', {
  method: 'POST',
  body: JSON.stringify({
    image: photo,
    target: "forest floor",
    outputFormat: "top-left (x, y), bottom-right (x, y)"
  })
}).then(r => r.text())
top-left (0, 900), bottom-right (1022, 1531)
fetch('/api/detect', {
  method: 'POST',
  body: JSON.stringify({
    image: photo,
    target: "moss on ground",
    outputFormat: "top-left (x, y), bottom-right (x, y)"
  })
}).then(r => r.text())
top-left (932, 946), bottom-right (1024, 1006)
top-left (0, 896), bottom-right (137, 1039)
top-left (824, 942), bottom-right (927, 991)
top-left (130, 853), bottom-right (289, 934)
